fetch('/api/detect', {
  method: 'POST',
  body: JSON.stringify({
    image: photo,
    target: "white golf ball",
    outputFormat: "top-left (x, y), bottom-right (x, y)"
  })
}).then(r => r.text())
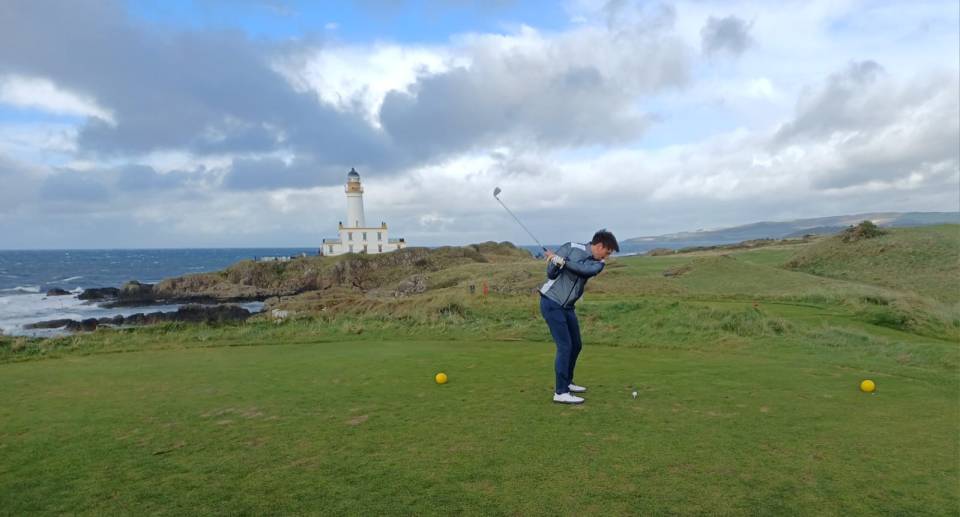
top-left (631, 391), bottom-right (638, 398)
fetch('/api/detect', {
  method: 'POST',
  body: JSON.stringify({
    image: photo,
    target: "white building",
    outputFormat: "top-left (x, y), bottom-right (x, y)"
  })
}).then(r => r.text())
top-left (321, 168), bottom-right (406, 256)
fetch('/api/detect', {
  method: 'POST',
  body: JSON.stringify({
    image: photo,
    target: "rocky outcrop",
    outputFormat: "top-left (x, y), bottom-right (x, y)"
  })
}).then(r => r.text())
top-left (25, 304), bottom-right (253, 332)
top-left (73, 242), bottom-right (532, 307)
top-left (152, 274), bottom-right (267, 304)
top-left (25, 318), bottom-right (76, 329)
top-left (78, 287), bottom-right (120, 300)
top-left (395, 274), bottom-right (427, 297)
top-left (118, 281), bottom-right (155, 304)
top-left (168, 304), bottom-right (252, 323)
top-left (46, 288), bottom-right (71, 296)
top-left (72, 318), bottom-right (100, 332)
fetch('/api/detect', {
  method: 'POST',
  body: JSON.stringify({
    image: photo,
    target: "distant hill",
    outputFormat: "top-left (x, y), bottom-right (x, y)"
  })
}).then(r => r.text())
top-left (620, 212), bottom-right (959, 255)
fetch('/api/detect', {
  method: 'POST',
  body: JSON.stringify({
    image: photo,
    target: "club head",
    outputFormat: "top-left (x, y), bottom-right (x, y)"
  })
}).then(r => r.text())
top-left (493, 186), bottom-right (501, 198)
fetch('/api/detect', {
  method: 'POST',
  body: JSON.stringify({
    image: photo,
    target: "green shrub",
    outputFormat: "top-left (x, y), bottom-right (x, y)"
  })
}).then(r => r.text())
top-left (841, 220), bottom-right (887, 243)
top-left (438, 302), bottom-right (468, 319)
top-left (861, 305), bottom-right (912, 330)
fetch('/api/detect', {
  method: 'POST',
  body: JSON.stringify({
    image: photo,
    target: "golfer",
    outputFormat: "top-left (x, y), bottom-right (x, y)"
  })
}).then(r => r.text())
top-left (541, 229), bottom-right (619, 404)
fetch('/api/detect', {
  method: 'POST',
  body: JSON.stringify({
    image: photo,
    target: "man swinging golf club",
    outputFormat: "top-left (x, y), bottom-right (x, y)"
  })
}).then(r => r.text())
top-left (491, 188), bottom-right (618, 404)
top-left (541, 230), bottom-right (619, 404)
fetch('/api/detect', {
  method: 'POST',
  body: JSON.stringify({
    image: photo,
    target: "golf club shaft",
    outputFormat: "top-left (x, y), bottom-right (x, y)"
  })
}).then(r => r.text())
top-left (494, 197), bottom-right (547, 252)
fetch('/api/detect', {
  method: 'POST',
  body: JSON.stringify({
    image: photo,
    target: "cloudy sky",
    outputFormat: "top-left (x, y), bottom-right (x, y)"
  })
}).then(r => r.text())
top-left (0, 0), bottom-right (957, 249)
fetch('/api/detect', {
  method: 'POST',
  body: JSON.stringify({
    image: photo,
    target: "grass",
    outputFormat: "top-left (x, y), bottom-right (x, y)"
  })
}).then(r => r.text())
top-left (2, 333), bottom-right (956, 515)
top-left (1, 226), bottom-right (958, 515)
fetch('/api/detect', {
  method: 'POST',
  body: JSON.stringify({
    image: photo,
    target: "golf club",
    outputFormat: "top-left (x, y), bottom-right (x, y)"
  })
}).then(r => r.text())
top-left (493, 187), bottom-right (548, 252)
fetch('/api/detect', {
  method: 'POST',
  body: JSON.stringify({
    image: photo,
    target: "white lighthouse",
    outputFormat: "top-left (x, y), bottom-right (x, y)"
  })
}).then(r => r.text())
top-left (320, 168), bottom-right (406, 256)
top-left (345, 168), bottom-right (366, 228)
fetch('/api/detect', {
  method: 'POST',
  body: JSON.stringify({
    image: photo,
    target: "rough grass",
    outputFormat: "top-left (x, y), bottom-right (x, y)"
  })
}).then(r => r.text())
top-left (785, 224), bottom-right (960, 305)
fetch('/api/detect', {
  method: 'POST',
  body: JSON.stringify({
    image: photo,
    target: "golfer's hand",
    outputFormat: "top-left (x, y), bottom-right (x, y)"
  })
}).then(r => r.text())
top-left (544, 250), bottom-right (556, 260)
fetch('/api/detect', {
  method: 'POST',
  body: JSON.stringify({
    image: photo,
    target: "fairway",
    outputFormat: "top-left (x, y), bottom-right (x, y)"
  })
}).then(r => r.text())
top-left (1, 336), bottom-right (956, 515)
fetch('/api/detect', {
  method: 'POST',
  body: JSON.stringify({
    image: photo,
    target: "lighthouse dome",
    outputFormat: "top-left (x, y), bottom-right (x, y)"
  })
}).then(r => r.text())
top-left (347, 168), bottom-right (360, 181)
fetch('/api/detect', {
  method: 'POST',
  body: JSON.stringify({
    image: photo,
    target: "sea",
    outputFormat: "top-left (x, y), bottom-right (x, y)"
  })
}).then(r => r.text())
top-left (0, 248), bottom-right (315, 337)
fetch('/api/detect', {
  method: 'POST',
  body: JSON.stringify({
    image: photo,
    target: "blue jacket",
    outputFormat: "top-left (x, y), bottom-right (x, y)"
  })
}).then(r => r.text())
top-left (539, 242), bottom-right (605, 309)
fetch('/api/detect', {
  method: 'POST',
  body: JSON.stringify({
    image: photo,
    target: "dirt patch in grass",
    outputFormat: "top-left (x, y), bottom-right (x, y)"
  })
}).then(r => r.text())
top-left (241, 408), bottom-right (264, 419)
top-left (152, 441), bottom-right (187, 455)
top-left (663, 264), bottom-right (693, 277)
top-left (346, 415), bottom-right (369, 426)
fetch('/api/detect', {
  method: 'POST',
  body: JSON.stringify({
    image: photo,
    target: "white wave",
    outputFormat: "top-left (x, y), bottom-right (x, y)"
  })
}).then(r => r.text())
top-left (1, 285), bottom-right (40, 294)
top-left (0, 292), bottom-right (264, 337)
top-left (45, 276), bottom-right (84, 284)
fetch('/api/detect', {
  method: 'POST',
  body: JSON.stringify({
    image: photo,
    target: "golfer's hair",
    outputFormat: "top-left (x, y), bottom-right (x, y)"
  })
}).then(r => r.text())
top-left (591, 229), bottom-right (619, 253)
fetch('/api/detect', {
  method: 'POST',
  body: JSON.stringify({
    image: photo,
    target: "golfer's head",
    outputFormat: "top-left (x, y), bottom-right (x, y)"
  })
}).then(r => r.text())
top-left (590, 229), bottom-right (619, 260)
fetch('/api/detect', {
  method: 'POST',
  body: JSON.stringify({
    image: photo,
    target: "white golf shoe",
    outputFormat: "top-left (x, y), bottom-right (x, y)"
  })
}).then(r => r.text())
top-left (568, 383), bottom-right (587, 393)
top-left (553, 392), bottom-right (584, 404)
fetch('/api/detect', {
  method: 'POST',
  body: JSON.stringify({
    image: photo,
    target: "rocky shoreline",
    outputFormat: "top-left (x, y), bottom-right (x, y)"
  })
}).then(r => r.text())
top-left (26, 304), bottom-right (254, 332)
top-left (26, 279), bottom-right (266, 333)
top-left (76, 280), bottom-right (270, 307)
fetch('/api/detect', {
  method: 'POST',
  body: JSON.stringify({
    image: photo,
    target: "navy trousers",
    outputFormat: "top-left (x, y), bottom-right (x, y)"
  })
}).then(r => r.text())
top-left (540, 295), bottom-right (582, 394)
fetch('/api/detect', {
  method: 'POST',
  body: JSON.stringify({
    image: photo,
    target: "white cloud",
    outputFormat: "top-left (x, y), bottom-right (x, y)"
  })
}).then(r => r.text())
top-left (0, 75), bottom-right (116, 124)
top-left (280, 15), bottom-right (690, 149)
top-left (275, 43), bottom-right (454, 127)
top-left (743, 77), bottom-right (777, 100)
top-left (418, 213), bottom-right (455, 229)
top-left (129, 150), bottom-right (235, 175)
